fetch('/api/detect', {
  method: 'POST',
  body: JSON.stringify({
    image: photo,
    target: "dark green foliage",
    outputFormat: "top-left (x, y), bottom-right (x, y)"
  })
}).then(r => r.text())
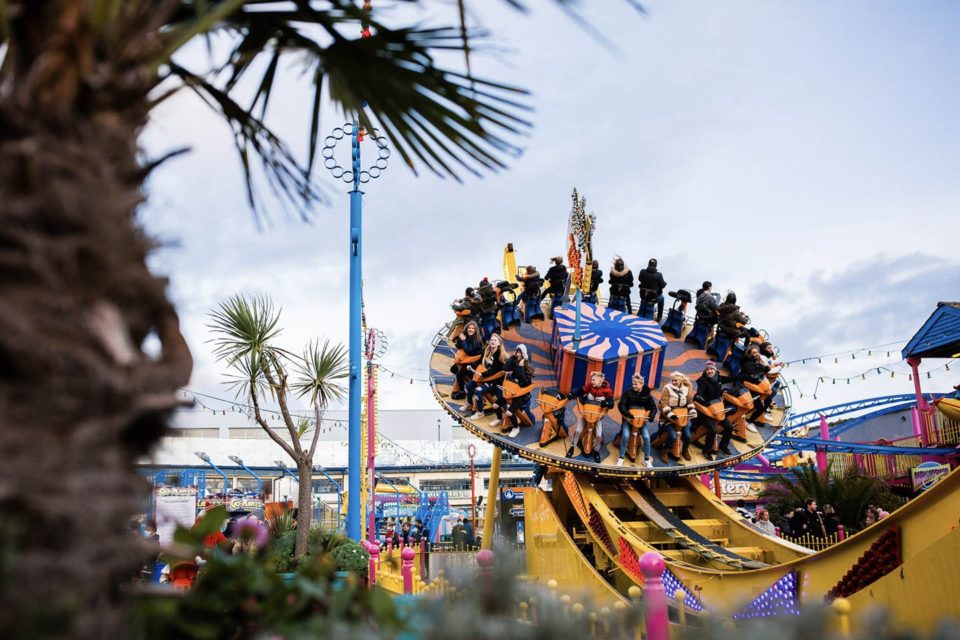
top-left (270, 530), bottom-right (298, 574)
top-left (331, 541), bottom-right (370, 579)
top-left (762, 462), bottom-right (906, 533)
top-left (134, 551), bottom-right (400, 640)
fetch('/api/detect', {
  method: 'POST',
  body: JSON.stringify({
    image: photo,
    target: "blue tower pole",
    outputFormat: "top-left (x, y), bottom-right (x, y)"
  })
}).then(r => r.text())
top-left (347, 122), bottom-right (363, 541)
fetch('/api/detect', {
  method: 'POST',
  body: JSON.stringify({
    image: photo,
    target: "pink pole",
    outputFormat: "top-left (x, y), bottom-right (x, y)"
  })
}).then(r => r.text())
top-left (367, 362), bottom-right (377, 543)
top-left (837, 525), bottom-right (845, 541)
top-left (387, 537), bottom-right (393, 556)
top-left (401, 547), bottom-right (415, 594)
top-left (640, 552), bottom-right (669, 640)
top-left (477, 549), bottom-right (495, 603)
top-left (368, 543), bottom-right (379, 589)
top-left (911, 406), bottom-right (929, 448)
top-left (775, 527), bottom-right (781, 537)
top-left (906, 357), bottom-right (930, 412)
top-left (817, 414), bottom-right (829, 476)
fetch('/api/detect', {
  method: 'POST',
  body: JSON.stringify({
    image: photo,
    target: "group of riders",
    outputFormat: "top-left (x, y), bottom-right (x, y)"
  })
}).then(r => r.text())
top-left (446, 256), bottom-right (784, 468)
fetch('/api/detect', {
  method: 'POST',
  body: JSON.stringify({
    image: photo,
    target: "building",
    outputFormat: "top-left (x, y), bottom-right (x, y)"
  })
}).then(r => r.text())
top-left (141, 405), bottom-right (537, 522)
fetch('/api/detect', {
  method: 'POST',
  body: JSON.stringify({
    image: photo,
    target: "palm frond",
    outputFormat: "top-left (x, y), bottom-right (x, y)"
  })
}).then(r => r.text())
top-left (207, 293), bottom-right (284, 363)
top-left (221, 350), bottom-right (270, 401)
top-left (292, 339), bottom-right (348, 409)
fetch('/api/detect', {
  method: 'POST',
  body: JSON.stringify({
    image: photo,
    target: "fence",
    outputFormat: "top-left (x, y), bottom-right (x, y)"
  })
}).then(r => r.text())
top-left (369, 546), bottom-right (858, 639)
top-left (926, 410), bottom-right (960, 447)
top-left (778, 528), bottom-right (845, 552)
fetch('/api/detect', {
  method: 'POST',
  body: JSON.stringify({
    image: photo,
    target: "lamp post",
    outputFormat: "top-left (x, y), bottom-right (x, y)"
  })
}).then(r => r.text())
top-left (321, 122), bottom-right (389, 541)
top-left (195, 451), bottom-right (229, 495)
top-left (228, 455), bottom-right (262, 495)
top-left (467, 444), bottom-right (477, 534)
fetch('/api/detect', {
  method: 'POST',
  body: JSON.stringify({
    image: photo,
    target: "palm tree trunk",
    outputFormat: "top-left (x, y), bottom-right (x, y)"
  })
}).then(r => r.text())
top-left (295, 462), bottom-right (313, 556)
top-left (0, 4), bottom-right (191, 638)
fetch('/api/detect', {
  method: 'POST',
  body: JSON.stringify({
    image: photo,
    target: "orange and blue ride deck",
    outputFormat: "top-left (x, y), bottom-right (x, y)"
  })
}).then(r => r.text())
top-left (429, 304), bottom-right (787, 478)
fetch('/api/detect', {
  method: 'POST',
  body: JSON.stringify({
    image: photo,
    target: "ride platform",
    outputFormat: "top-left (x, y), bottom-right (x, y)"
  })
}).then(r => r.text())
top-left (429, 305), bottom-right (787, 478)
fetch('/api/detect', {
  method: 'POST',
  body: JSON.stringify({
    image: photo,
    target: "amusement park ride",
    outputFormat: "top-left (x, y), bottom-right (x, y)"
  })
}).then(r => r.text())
top-left (423, 192), bottom-right (960, 629)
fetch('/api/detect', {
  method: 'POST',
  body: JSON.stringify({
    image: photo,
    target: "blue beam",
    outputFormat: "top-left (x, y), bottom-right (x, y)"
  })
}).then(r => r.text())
top-left (767, 436), bottom-right (959, 456)
top-left (229, 457), bottom-right (262, 494)
top-left (784, 394), bottom-right (917, 428)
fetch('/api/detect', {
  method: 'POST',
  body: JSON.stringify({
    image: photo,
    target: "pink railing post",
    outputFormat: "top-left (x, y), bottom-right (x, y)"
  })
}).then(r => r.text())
top-left (775, 527), bottom-right (781, 537)
top-left (837, 525), bottom-right (845, 541)
top-left (401, 547), bottom-right (415, 594)
top-left (817, 414), bottom-right (830, 475)
top-left (387, 537), bottom-right (393, 556)
top-left (640, 552), bottom-right (669, 640)
top-left (368, 543), bottom-right (380, 589)
top-left (477, 548), bottom-right (495, 603)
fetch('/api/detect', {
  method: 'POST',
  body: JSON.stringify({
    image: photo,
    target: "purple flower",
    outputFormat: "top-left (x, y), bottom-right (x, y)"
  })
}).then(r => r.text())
top-left (233, 515), bottom-right (268, 548)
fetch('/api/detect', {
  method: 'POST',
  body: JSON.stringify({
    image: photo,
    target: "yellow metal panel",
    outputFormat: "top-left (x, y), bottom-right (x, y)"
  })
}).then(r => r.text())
top-left (523, 488), bottom-right (626, 608)
top-left (847, 527), bottom-right (960, 633)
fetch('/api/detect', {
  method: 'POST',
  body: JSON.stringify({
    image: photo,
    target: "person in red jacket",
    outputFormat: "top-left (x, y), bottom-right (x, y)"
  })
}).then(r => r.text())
top-left (566, 371), bottom-right (614, 463)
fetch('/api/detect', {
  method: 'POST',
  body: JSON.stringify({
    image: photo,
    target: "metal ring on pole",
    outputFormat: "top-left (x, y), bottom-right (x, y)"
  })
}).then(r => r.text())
top-left (321, 122), bottom-right (390, 185)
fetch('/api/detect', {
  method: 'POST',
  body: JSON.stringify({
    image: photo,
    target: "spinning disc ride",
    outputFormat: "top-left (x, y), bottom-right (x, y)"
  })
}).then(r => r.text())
top-left (429, 292), bottom-right (786, 478)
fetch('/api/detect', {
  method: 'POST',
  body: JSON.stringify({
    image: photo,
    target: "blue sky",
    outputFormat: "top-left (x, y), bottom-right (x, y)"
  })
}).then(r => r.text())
top-left (141, 1), bottom-right (960, 413)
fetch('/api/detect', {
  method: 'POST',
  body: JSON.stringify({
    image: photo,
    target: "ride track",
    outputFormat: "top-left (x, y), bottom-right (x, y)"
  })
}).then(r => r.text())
top-left (428, 296), bottom-right (960, 627)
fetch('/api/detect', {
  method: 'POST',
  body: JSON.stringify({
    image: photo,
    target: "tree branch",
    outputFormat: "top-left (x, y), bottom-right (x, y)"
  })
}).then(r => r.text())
top-left (307, 403), bottom-right (324, 461)
top-left (250, 387), bottom-right (297, 460)
top-left (263, 359), bottom-right (303, 458)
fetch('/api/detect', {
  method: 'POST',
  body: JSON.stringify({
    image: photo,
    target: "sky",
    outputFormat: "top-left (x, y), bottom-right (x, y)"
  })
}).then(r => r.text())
top-left (140, 1), bottom-right (960, 416)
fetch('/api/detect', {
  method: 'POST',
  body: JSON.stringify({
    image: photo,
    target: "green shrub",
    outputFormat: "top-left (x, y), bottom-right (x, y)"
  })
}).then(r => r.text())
top-left (270, 529), bottom-right (298, 573)
top-left (331, 541), bottom-right (370, 578)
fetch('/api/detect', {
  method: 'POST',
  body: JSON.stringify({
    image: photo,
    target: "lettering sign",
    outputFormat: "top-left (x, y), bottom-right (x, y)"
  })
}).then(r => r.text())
top-left (720, 481), bottom-right (764, 501)
top-left (155, 486), bottom-right (198, 545)
top-left (911, 462), bottom-right (951, 492)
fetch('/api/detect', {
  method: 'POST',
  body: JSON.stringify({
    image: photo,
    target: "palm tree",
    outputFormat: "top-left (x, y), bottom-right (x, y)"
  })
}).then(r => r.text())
top-left (208, 293), bottom-right (346, 557)
top-left (762, 461), bottom-right (889, 534)
top-left (0, 1), bottom-right (641, 636)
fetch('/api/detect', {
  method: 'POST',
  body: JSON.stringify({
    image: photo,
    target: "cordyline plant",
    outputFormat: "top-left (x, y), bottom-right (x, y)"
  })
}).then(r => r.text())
top-left (208, 293), bottom-right (347, 558)
top-left (0, 1), bottom-right (641, 638)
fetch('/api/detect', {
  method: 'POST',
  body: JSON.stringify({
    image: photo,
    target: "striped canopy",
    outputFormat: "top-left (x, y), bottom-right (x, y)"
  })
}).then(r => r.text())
top-left (554, 303), bottom-right (666, 361)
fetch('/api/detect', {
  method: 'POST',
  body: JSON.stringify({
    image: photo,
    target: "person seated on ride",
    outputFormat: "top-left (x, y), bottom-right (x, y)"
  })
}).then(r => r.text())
top-left (607, 257), bottom-right (634, 313)
top-left (736, 344), bottom-right (771, 432)
top-left (637, 258), bottom-right (667, 321)
top-left (494, 344), bottom-right (535, 436)
top-left (565, 371), bottom-right (614, 463)
top-left (451, 286), bottom-right (482, 320)
top-left (717, 292), bottom-right (751, 342)
top-left (695, 281), bottom-right (720, 327)
top-left (757, 340), bottom-right (784, 407)
top-left (615, 375), bottom-right (658, 468)
top-left (517, 265), bottom-right (543, 318)
top-left (477, 278), bottom-right (498, 314)
top-left (451, 320), bottom-right (483, 400)
top-left (463, 332), bottom-right (509, 419)
top-left (585, 260), bottom-right (603, 304)
top-left (693, 360), bottom-right (735, 459)
top-left (656, 371), bottom-right (695, 463)
top-left (543, 257), bottom-right (568, 298)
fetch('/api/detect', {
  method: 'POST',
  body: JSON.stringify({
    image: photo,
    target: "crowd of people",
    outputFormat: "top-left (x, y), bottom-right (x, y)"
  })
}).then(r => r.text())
top-left (447, 255), bottom-right (786, 467)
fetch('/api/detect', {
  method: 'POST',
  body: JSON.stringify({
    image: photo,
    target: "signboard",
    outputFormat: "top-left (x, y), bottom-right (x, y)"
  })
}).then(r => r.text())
top-left (154, 486), bottom-right (198, 545)
top-left (498, 486), bottom-right (528, 544)
top-left (911, 461), bottom-right (951, 492)
top-left (200, 495), bottom-right (264, 515)
top-left (565, 189), bottom-right (596, 295)
top-left (720, 481), bottom-right (764, 502)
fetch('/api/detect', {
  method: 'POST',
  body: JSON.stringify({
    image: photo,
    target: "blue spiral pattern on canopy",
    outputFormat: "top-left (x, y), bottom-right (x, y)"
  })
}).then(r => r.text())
top-left (554, 303), bottom-right (666, 359)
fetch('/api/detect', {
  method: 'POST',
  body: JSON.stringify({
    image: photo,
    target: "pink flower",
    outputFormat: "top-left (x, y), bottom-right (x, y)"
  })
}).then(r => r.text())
top-left (233, 515), bottom-right (268, 547)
